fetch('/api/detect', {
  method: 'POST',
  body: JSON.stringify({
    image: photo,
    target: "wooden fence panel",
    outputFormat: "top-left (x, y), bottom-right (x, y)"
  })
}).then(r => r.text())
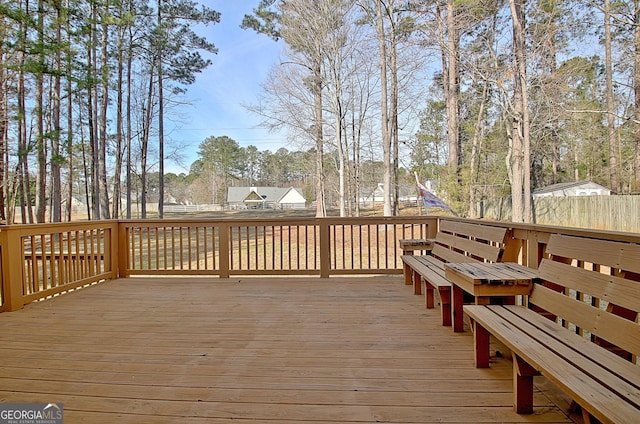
top-left (479, 195), bottom-right (640, 233)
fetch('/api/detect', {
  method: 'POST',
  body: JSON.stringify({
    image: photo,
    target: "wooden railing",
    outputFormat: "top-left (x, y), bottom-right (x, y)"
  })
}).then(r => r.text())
top-left (2, 215), bottom-right (639, 312)
top-left (0, 221), bottom-right (119, 312)
top-left (118, 217), bottom-right (437, 277)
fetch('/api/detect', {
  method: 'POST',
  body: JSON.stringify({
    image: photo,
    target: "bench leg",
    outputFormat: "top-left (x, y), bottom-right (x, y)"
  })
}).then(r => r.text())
top-left (472, 320), bottom-right (490, 368)
top-left (403, 263), bottom-right (412, 285)
top-left (425, 283), bottom-right (435, 309)
top-left (411, 269), bottom-right (420, 293)
top-left (438, 287), bottom-right (451, 327)
top-left (513, 354), bottom-right (538, 414)
top-left (452, 285), bottom-right (465, 332)
top-left (413, 274), bottom-right (422, 295)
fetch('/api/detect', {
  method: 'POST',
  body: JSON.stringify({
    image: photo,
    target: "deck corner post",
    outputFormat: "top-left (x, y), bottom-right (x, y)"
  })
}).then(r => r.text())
top-left (0, 227), bottom-right (25, 312)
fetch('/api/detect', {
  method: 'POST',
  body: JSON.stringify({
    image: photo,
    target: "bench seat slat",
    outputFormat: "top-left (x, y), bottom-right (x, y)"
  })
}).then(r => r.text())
top-left (418, 255), bottom-right (446, 272)
top-left (465, 304), bottom-right (640, 424)
top-left (504, 305), bottom-right (640, 389)
top-left (401, 256), bottom-right (450, 288)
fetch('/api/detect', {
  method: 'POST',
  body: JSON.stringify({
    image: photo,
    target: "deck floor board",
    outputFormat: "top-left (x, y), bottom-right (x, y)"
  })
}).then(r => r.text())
top-left (0, 276), bottom-right (574, 423)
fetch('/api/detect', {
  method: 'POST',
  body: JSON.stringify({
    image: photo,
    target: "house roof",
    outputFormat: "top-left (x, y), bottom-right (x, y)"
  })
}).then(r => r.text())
top-left (227, 187), bottom-right (305, 204)
top-left (533, 181), bottom-right (610, 195)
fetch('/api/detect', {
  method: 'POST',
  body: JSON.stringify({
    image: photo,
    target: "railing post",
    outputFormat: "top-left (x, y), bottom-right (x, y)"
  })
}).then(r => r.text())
top-left (107, 222), bottom-right (119, 279)
top-left (0, 227), bottom-right (25, 312)
top-left (319, 219), bottom-right (330, 278)
top-left (219, 223), bottom-right (230, 278)
top-left (118, 222), bottom-right (130, 278)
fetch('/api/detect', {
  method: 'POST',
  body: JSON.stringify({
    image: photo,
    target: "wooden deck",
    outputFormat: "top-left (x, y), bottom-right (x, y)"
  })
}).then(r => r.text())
top-left (0, 276), bottom-right (575, 423)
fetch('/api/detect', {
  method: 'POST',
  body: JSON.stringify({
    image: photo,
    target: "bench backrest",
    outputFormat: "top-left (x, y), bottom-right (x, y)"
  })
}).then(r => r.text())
top-left (431, 220), bottom-right (513, 264)
top-left (532, 234), bottom-right (640, 360)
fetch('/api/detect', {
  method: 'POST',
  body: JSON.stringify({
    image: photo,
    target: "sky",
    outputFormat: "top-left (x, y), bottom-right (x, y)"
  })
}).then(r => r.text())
top-left (165, 1), bottom-right (288, 174)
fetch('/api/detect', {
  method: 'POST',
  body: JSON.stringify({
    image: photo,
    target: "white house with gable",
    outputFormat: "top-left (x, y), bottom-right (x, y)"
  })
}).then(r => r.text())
top-left (227, 187), bottom-right (307, 209)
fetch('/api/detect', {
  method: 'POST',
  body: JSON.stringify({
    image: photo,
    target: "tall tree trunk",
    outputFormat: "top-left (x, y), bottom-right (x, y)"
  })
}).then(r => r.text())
top-left (0, 32), bottom-right (6, 223)
top-left (66, 70), bottom-right (74, 221)
top-left (509, 0), bottom-right (532, 223)
top-left (157, 0), bottom-right (165, 219)
top-left (634, 0), bottom-right (640, 193)
top-left (51, 3), bottom-right (62, 222)
top-left (79, 112), bottom-right (91, 220)
top-left (545, 3), bottom-right (559, 186)
top-left (314, 60), bottom-right (326, 218)
top-left (88, 0), bottom-right (100, 219)
top-left (445, 0), bottom-right (459, 173)
top-left (140, 64), bottom-right (156, 219)
top-left (335, 94), bottom-right (346, 217)
top-left (98, 4), bottom-right (110, 219)
top-left (468, 80), bottom-right (489, 218)
top-left (604, 0), bottom-right (619, 192)
top-left (390, 6), bottom-right (399, 216)
top-left (112, 8), bottom-right (124, 219)
top-left (375, 0), bottom-right (392, 217)
top-left (18, 0), bottom-right (32, 224)
top-left (65, 0), bottom-right (74, 222)
top-left (126, 18), bottom-right (134, 219)
top-left (35, 0), bottom-right (47, 223)
top-left (352, 98), bottom-right (361, 217)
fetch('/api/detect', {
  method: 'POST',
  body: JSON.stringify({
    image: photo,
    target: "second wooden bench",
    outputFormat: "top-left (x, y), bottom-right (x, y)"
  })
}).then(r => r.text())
top-left (401, 220), bottom-right (517, 330)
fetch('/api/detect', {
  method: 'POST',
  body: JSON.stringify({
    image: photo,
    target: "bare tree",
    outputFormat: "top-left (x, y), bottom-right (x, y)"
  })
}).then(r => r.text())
top-left (508, 0), bottom-right (532, 222)
top-left (604, 0), bottom-right (620, 193)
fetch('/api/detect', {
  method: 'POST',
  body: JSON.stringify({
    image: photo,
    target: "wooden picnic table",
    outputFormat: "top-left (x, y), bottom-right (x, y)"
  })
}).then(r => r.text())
top-left (444, 262), bottom-right (536, 332)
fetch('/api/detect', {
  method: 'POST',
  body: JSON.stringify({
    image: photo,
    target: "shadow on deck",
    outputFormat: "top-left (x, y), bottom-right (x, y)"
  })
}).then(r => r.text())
top-left (0, 276), bottom-right (576, 423)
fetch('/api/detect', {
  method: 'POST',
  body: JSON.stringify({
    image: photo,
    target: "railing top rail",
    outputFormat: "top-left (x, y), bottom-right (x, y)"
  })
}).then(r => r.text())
top-left (118, 216), bottom-right (438, 225)
top-left (2, 216), bottom-right (637, 242)
top-left (1, 220), bottom-right (119, 234)
top-left (439, 216), bottom-right (640, 243)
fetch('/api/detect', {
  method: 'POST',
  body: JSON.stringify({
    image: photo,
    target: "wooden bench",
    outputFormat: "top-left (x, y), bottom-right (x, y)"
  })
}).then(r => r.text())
top-left (465, 234), bottom-right (640, 423)
top-left (401, 220), bottom-right (516, 329)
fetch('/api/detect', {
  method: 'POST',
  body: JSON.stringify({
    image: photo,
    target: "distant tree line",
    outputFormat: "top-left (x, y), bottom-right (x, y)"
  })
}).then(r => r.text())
top-left (165, 135), bottom-right (395, 210)
top-left (243, 0), bottom-right (640, 221)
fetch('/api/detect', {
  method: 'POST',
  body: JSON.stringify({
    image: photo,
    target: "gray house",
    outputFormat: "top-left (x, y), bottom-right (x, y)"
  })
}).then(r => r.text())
top-left (227, 187), bottom-right (307, 209)
top-left (533, 181), bottom-right (611, 198)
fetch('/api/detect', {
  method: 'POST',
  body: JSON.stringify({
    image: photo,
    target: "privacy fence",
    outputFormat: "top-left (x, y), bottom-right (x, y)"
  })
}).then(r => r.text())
top-left (479, 195), bottom-right (640, 233)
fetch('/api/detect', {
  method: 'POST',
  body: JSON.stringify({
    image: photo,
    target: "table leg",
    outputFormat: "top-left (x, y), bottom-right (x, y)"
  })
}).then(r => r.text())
top-left (476, 296), bottom-right (490, 306)
top-left (452, 285), bottom-right (465, 332)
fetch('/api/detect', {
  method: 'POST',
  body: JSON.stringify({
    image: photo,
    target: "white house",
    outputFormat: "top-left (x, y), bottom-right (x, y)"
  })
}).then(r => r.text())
top-left (227, 187), bottom-right (307, 209)
top-left (359, 181), bottom-right (435, 207)
top-left (533, 181), bottom-right (611, 198)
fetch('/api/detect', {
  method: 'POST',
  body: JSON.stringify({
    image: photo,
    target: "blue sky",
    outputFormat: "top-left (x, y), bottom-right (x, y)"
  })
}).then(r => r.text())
top-left (166, 1), bottom-right (287, 174)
